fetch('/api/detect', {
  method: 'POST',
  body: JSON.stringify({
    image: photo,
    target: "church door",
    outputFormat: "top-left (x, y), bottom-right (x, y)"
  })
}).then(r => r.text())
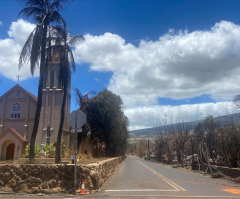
top-left (6, 143), bottom-right (15, 160)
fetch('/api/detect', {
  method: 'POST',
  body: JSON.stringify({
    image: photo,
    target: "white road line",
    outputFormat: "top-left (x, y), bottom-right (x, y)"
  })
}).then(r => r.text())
top-left (105, 189), bottom-right (179, 192)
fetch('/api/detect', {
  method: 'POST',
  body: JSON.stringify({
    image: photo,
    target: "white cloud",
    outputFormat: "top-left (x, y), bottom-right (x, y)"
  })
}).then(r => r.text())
top-left (0, 19), bottom-right (37, 81)
top-left (124, 101), bottom-right (233, 130)
top-left (0, 21), bottom-right (3, 26)
top-left (8, 19), bottom-right (36, 46)
top-left (74, 21), bottom-right (240, 106)
top-left (95, 78), bottom-right (100, 82)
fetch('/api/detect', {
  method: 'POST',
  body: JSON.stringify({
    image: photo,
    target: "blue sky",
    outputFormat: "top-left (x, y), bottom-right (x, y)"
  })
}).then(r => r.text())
top-left (1, 0), bottom-right (240, 130)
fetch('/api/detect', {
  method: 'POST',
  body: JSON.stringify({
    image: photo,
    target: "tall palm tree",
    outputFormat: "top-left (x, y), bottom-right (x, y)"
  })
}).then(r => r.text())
top-left (52, 25), bottom-right (84, 163)
top-left (73, 87), bottom-right (96, 109)
top-left (18, 0), bottom-right (72, 161)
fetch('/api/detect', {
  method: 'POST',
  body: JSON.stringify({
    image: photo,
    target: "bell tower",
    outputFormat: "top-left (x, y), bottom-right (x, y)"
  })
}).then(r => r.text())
top-left (36, 46), bottom-right (72, 151)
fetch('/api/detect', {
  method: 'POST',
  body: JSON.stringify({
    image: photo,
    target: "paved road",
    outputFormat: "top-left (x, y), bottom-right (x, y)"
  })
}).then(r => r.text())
top-left (93, 155), bottom-right (240, 198)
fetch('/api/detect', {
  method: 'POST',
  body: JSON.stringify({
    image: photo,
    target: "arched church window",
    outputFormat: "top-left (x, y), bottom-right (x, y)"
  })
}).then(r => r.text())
top-left (16, 90), bottom-right (19, 99)
top-left (11, 103), bottom-right (21, 119)
top-left (46, 124), bottom-right (51, 145)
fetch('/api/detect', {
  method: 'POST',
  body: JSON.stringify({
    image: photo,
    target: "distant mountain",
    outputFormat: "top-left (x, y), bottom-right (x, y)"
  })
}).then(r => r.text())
top-left (129, 113), bottom-right (240, 139)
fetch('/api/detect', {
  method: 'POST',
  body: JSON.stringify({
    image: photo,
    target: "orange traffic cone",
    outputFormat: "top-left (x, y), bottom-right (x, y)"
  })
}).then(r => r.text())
top-left (80, 181), bottom-right (86, 195)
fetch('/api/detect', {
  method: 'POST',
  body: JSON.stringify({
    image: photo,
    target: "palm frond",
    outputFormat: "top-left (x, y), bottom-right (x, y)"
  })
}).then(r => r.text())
top-left (18, 7), bottom-right (43, 18)
top-left (58, 52), bottom-right (70, 88)
top-left (73, 87), bottom-right (96, 108)
top-left (68, 34), bottom-right (84, 46)
top-left (50, 0), bottom-right (74, 11)
top-left (30, 24), bottom-right (42, 75)
top-left (52, 25), bottom-right (67, 43)
top-left (46, 37), bottom-right (57, 45)
top-left (19, 28), bottom-right (35, 69)
top-left (48, 11), bottom-right (66, 27)
top-left (73, 87), bottom-right (83, 106)
top-left (83, 90), bottom-right (97, 99)
top-left (17, 0), bottom-right (45, 8)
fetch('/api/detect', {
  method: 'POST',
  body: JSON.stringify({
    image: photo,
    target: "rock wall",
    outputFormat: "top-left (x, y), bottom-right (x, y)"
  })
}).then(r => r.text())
top-left (0, 156), bottom-right (126, 194)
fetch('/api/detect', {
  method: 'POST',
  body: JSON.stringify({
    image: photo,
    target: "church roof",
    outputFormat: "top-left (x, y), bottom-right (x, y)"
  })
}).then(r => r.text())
top-left (0, 128), bottom-right (27, 142)
top-left (0, 84), bottom-right (37, 102)
top-left (21, 86), bottom-right (38, 101)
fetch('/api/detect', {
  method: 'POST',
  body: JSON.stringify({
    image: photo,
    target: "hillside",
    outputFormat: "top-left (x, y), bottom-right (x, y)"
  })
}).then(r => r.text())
top-left (129, 112), bottom-right (240, 139)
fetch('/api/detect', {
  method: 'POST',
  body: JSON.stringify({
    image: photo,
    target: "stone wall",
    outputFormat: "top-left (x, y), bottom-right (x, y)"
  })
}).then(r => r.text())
top-left (0, 156), bottom-right (126, 194)
top-left (192, 163), bottom-right (240, 178)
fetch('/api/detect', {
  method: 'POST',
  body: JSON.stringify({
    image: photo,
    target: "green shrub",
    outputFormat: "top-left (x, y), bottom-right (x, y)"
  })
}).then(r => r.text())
top-left (77, 153), bottom-right (87, 160)
top-left (44, 144), bottom-right (56, 158)
top-left (22, 144), bottom-right (41, 158)
top-left (77, 153), bottom-right (92, 160)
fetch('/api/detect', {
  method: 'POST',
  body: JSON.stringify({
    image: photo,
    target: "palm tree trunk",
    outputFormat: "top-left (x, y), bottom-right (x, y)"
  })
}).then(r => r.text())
top-left (29, 22), bottom-right (48, 162)
top-left (55, 84), bottom-right (67, 163)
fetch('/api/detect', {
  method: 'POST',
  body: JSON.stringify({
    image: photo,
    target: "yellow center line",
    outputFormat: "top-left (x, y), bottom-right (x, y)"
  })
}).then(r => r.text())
top-left (137, 160), bottom-right (186, 192)
top-left (137, 160), bottom-right (180, 191)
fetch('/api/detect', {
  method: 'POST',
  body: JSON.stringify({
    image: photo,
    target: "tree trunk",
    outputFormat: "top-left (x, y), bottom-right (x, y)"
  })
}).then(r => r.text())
top-left (166, 143), bottom-right (172, 163)
top-left (29, 23), bottom-right (48, 162)
top-left (55, 84), bottom-right (67, 163)
top-left (177, 150), bottom-right (181, 163)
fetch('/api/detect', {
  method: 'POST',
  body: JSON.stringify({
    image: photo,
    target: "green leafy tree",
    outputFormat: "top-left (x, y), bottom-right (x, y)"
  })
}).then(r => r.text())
top-left (52, 25), bottom-right (84, 163)
top-left (83, 89), bottom-right (129, 157)
top-left (18, 0), bottom-right (73, 161)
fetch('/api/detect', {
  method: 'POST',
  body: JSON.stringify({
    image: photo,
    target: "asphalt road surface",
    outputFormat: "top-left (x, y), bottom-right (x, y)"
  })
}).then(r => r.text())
top-left (93, 155), bottom-right (240, 198)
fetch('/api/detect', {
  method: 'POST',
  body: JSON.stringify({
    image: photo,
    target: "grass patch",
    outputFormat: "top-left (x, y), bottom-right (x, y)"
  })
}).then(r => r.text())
top-left (0, 157), bottom-right (112, 165)
top-left (0, 160), bottom-right (20, 164)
